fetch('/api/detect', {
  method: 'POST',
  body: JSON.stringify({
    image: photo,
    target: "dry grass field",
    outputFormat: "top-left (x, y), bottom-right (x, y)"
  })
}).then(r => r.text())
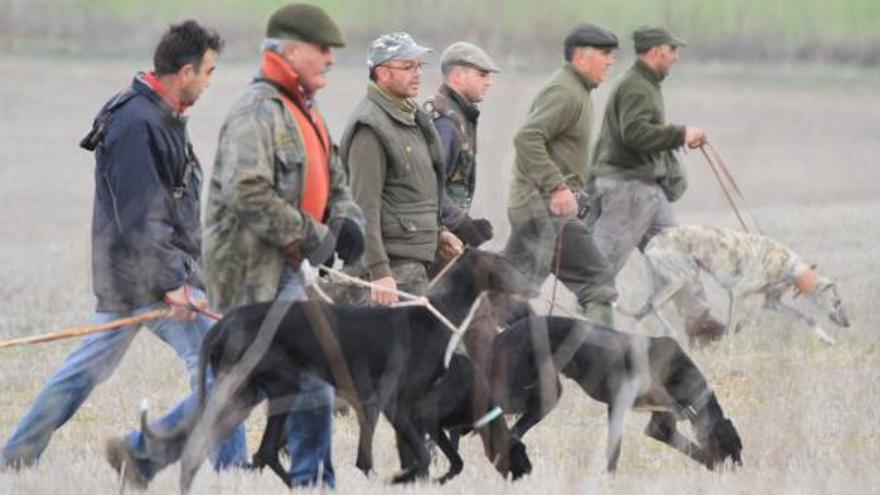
top-left (1, 54), bottom-right (878, 493)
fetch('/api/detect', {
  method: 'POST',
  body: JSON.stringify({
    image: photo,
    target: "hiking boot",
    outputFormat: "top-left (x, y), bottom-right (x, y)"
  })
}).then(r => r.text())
top-left (685, 313), bottom-right (726, 347)
top-left (105, 437), bottom-right (149, 490)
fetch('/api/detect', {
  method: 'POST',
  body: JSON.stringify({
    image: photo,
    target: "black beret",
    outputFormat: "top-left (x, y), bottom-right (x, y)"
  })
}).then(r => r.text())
top-left (266, 3), bottom-right (346, 48)
top-left (564, 23), bottom-right (619, 49)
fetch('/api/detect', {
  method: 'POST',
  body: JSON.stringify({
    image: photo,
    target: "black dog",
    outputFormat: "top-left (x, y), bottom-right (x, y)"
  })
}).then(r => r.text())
top-left (141, 249), bottom-right (535, 491)
top-left (400, 353), bottom-right (530, 484)
top-left (398, 298), bottom-right (537, 483)
top-left (491, 316), bottom-right (743, 472)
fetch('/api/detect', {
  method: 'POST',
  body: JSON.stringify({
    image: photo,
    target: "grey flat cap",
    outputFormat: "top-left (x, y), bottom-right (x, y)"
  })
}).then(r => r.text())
top-left (564, 23), bottom-right (619, 49)
top-left (367, 32), bottom-right (432, 68)
top-left (440, 41), bottom-right (500, 73)
top-left (633, 26), bottom-right (687, 53)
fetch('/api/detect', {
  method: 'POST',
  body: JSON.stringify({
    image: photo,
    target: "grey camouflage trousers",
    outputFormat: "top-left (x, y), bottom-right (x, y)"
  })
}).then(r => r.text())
top-left (591, 177), bottom-right (715, 329)
top-left (504, 198), bottom-right (618, 310)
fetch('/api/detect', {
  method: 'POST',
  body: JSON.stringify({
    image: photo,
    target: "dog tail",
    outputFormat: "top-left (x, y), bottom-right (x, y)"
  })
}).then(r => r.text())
top-left (140, 326), bottom-right (214, 446)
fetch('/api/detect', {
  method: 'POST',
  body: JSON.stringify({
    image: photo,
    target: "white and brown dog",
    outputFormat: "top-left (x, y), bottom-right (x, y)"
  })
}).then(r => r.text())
top-left (631, 225), bottom-right (850, 344)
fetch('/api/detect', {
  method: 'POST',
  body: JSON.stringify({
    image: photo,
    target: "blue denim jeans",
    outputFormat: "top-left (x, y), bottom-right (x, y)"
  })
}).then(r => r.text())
top-left (1, 289), bottom-right (247, 471)
top-left (277, 267), bottom-right (335, 488)
top-left (90, 269), bottom-right (335, 486)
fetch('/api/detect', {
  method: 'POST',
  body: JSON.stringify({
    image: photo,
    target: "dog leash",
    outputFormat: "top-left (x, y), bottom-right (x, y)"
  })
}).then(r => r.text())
top-left (314, 263), bottom-right (487, 367)
top-left (548, 221), bottom-right (567, 317)
top-left (699, 142), bottom-right (764, 234)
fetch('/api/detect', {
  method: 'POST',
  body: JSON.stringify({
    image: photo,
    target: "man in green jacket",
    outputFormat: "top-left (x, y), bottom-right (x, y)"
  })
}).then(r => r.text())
top-left (340, 32), bottom-right (463, 306)
top-left (505, 23), bottom-right (619, 324)
top-left (590, 26), bottom-right (724, 344)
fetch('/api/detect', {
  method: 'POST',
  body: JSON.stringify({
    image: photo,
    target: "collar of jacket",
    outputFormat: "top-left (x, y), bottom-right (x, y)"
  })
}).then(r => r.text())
top-left (439, 84), bottom-right (480, 123)
top-left (133, 72), bottom-right (188, 121)
top-left (367, 81), bottom-right (418, 126)
top-left (563, 62), bottom-right (597, 91)
top-left (260, 50), bottom-right (313, 105)
top-left (634, 58), bottom-right (665, 86)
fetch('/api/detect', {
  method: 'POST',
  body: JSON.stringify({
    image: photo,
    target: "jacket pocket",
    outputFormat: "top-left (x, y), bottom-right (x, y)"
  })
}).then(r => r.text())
top-left (381, 209), bottom-right (439, 241)
top-left (273, 137), bottom-right (305, 202)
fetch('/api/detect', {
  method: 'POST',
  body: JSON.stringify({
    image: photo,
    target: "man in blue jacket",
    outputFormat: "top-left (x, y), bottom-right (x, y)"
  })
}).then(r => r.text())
top-left (1, 20), bottom-right (246, 481)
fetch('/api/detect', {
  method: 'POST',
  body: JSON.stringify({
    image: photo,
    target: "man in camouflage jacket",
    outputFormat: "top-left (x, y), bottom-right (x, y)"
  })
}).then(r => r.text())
top-left (203, 4), bottom-right (364, 488)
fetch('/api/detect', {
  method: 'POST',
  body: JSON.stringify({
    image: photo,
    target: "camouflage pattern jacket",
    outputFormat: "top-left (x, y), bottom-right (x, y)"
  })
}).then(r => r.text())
top-left (204, 76), bottom-right (362, 312)
top-left (591, 59), bottom-right (688, 201)
top-left (508, 63), bottom-right (597, 209)
top-left (425, 84), bottom-right (479, 211)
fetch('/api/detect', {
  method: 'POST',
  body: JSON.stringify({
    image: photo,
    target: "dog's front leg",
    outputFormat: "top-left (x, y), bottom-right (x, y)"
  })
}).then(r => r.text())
top-left (388, 413), bottom-right (430, 483)
top-left (644, 412), bottom-right (706, 467)
top-left (770, 301), bottom-right (836, 345)
top-left (429, 427), bottom-right (463, 484)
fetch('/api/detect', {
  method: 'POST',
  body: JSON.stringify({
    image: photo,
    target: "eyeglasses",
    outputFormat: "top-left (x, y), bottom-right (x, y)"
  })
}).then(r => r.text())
top-left (380, 61), bottom-right (425, 72)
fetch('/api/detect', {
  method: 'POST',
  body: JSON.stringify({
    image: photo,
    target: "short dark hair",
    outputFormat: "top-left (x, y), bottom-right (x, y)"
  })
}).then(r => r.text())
top-left (153, 20), bottom-right (223, 76)
top-left (369, 66), bottom-right (378, 82)
top-left (564, 45), bottom-right (577, 62)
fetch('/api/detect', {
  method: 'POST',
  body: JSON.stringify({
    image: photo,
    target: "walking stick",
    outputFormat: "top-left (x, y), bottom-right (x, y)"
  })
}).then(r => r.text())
top-left (0, 309), bottom-right (171, 350)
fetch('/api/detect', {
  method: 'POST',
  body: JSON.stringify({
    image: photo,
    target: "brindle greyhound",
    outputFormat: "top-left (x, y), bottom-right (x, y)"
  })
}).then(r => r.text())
top-left (491, 315), bottom-right (743, 472)
top-left (633, 225), bottom-right (850, 345)
top-left (139, 249), bottom-right (536, 492)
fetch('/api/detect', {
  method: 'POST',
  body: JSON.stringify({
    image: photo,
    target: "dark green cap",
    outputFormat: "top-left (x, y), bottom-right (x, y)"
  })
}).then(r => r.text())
top-left (633, 26), bottom-right (686, 53)
top-left (266, 3), bottom-right (346, 48)
top-left (564, 23), bottom-right (619, 49)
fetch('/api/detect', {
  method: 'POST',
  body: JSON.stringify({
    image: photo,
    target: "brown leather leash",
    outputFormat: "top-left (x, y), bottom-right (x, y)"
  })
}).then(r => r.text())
top-left (548, 221), bottom-right (567, 317)
top-left (700, 142), bottom-right (764, 234)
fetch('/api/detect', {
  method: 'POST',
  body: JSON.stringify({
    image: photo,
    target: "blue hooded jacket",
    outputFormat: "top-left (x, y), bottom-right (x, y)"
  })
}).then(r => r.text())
top-left (87, 73), bottom-right (202, 312)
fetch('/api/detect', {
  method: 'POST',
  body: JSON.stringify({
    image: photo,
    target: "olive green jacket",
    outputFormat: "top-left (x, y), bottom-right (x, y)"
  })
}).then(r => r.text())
top-left (591, 59), bottom-right (688, 200)
top-left (339, 83), bottom-right (445, 280)
top-left (203, 77), bottom-right (362, 312)
top-left (509, 63), bottom-right (596, 208)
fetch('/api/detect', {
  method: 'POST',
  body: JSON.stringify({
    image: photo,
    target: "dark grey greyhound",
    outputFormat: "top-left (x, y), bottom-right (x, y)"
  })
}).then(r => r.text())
top-left (490, 315), bottom-right (743, 472)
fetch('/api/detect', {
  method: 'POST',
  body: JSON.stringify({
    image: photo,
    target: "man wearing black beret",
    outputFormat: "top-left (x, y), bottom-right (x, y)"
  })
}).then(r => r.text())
top-left (591, 26), bottom-right (725, 344)
top-left (505, 23), bottom-right (620, 325)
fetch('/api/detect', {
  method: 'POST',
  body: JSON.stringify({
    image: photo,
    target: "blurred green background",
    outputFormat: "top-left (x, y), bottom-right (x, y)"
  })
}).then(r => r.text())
top-left (2, 0), bottom-right (879, 66)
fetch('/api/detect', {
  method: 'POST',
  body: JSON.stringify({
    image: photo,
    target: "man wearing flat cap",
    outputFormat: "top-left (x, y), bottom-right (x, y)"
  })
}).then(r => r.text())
top-left (340, 32), bottom-right (464, 307)
top-left (505, 23), bottom-right (620, 324)
top-left (424, 41), bottom-right (498, 247)
top-left (590, 26), bottom-right (725, 345)
top-left (104, 4), bottom-right (365, 488)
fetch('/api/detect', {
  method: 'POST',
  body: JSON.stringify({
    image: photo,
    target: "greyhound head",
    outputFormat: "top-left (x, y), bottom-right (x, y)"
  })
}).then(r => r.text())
top-left (702, 418), bottom-right (743, 470)
top-left (814, 278), bottom-right (850, 328)
top-left (429, 248), bottom-right (538, 303)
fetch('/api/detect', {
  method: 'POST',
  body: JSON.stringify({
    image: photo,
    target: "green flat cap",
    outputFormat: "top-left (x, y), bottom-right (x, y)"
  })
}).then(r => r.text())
top-left (633, 26), bottom-right (686, 53)
top-left (564, 23), bottom-right (619, 49)
top-left (440, 41), bottom-right (500, 73)
top-left (266, 3), bottom-right (346, 47)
